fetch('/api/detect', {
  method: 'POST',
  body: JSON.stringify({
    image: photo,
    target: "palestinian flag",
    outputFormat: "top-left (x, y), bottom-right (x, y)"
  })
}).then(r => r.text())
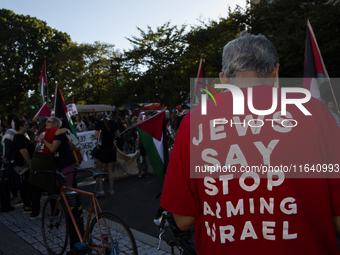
top-left (34, 102), bottom-right (51, 122)
top-left (303, 21), bottom-right (329, 100)
top-left (38, 60), bottom-right (48, 106)
top-left (136, 110), bottom-right (169, 184)
top-left (54, 84), bottom-right (77, 137)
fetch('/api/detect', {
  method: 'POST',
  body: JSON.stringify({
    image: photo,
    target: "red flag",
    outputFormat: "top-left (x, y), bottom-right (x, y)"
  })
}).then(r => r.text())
top-left (34, 102), bottom-right (51, 121)
top-left (70, 96), bottom-right (74, 104)
top-left (303, 21), bottom-right (329, 99)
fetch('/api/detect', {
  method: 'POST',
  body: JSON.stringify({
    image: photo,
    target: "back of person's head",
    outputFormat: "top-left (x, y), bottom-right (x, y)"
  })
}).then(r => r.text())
top-left (88, 115), bottom-right (96, 123)
top-left (14, 118), bottom-right (26, 131)
top-left (221, 31), bottom-right (279, 79)
top-left (49, 117), bottom-right (62, 128)
top-left (29, 121), bottom-right (37, 129)
top-left (116, 110), bottom-right (124, 119)
top-left (6, 113), bottom-right (17, 129)
top-left (99, 114), bottom-right (111, 131)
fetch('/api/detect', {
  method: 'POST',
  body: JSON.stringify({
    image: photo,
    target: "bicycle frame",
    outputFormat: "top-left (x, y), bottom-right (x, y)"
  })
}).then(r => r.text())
top-left (49, 184), bottom-right (108, 254)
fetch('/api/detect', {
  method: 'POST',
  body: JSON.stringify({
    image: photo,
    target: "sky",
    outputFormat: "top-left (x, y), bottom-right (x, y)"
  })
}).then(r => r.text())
top-left (2, 0), bottom-right (248, 52)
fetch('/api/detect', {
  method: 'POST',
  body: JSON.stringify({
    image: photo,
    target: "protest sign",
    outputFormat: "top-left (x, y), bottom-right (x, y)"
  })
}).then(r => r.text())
top-left (67, 103), bottom-right (78, 116)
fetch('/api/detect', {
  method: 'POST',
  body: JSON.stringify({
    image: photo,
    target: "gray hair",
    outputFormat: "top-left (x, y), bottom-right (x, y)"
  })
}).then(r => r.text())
top-left (221, 31), bottom-right (279, 79)
top-left (49, 117), bottom-right (62, 128)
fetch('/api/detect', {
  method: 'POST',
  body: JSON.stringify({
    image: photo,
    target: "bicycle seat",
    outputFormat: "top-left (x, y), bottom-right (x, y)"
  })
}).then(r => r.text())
top-left (87, 168), bottom-right (108, 179)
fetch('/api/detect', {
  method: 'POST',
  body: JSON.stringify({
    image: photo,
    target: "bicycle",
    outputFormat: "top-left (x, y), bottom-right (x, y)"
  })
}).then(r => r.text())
top-left (154, 207), bottom-right (197, 255)
top-left (38, 169), bottom-right (138, 255)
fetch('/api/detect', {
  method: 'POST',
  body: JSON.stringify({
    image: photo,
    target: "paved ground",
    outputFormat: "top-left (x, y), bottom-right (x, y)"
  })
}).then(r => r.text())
top-left (0, 172), bottom-right (182, 255)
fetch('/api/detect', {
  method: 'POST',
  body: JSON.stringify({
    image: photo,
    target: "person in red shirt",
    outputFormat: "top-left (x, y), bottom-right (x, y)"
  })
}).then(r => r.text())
top-left (160, 31), bottom-right (340, 255)
top-left (29, 117), bottom-right (67, 220)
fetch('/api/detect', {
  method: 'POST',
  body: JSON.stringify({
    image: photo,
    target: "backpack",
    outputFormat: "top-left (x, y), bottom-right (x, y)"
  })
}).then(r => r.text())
top-left (65, 130), bottom-right (83, 166)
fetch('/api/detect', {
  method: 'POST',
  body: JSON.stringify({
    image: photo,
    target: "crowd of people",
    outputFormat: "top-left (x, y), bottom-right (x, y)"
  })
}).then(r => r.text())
top-left (0, 108), bottom-right (175, 211)
top-left (0, 114), bottom-right (73, 219)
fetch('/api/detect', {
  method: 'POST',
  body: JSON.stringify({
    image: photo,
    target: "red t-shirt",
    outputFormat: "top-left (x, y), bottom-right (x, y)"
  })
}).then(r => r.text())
top-left (160, 85), bottom-right (340, 255)
top-left (35, 128), bottom-right (58, 155)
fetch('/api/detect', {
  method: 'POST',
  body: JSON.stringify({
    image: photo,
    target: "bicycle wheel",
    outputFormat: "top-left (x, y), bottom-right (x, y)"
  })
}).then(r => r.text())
top-left (87, 212), bottom-right (138, 255)
top-left (41, 194), bottom-right (69, 255)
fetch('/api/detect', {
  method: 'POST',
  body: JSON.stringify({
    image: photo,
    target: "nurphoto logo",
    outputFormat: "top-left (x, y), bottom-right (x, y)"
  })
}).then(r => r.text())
top-left (200, 84), bottom-right (312, 116)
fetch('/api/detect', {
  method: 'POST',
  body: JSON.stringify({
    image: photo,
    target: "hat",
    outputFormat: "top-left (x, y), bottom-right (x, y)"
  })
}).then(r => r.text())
top-left (172, 109), bottom-right (177, 112)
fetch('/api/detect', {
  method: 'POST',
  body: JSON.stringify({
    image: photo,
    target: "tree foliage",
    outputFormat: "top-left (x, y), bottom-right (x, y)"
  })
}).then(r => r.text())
top-left (0, 8), bottom-right (71, 117)
top-left (184, 7), bottom-right (246, 78)
top-left (52, 42), bottom-right (117, 106)
top-left (245, 0), bottom-right (340, 78)
top-left (121, 22), bottom-right (188, 109)
top-left (2, 1), bottom-right (339, 117)
top-left (118, 13), bottom-right (246, 109)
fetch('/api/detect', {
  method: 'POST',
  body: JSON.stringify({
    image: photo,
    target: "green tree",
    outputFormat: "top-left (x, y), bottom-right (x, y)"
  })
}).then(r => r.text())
top-left (52, 42), bottom-right (117, 106)
top-left (122, 22), bottom-right (188, 109)
top-left (0, 9), bottom-right (71, 117)
top-left (184, 7), bottom-right (246, 78)
top-left (120, 10), bottom-right (246, 109)
top-left (245, 0), bottom-right (340, 78)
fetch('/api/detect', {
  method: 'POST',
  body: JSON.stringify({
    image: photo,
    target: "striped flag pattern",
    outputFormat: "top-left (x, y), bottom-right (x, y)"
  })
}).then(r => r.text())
top-left (136, 110), bottom-right (168, 184)
top-left (303, 21), bottom-right (329, 100)
top-left (54, 84), bottom-right (77, 137)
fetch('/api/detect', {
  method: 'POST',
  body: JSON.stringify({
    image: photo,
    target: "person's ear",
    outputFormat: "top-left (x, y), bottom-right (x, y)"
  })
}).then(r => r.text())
top-left (219, 72), bottom-right (229, 84)
top-left (270, 63), bottom-right (280, 82)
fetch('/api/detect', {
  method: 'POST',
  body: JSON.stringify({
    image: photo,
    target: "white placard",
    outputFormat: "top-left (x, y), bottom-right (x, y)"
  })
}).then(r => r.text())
top-left (76, 131), bottom-right (143, 177)
top-left (77, 130), bottom-right (97, 169)
top-left (67, 103), bottom-right (78, 116)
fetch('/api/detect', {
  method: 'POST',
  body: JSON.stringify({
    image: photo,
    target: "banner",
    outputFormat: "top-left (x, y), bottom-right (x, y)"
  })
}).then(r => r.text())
top-left (77, 131), bottom-right (97, 169)
top-left (67, 103), bottom-right (78, 116)
top-left (76, 131), bottom-right (141, 177)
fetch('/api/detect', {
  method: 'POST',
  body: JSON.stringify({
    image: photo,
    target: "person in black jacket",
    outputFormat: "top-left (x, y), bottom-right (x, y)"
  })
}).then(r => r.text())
top-left (2, 114), bottom-right (19, 202)
top-left (12, 118), bottom-right (34, 212)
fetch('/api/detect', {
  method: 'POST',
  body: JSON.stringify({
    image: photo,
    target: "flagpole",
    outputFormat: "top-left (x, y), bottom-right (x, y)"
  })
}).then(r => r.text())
top-left (328, 80), bottom-right (340, 115)
top-left (191, 55), bottom-right (204, 104)
top-left (120, 108), bottom-right (167, 135)
top-left (45, 59), bottom-right (48, 109)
